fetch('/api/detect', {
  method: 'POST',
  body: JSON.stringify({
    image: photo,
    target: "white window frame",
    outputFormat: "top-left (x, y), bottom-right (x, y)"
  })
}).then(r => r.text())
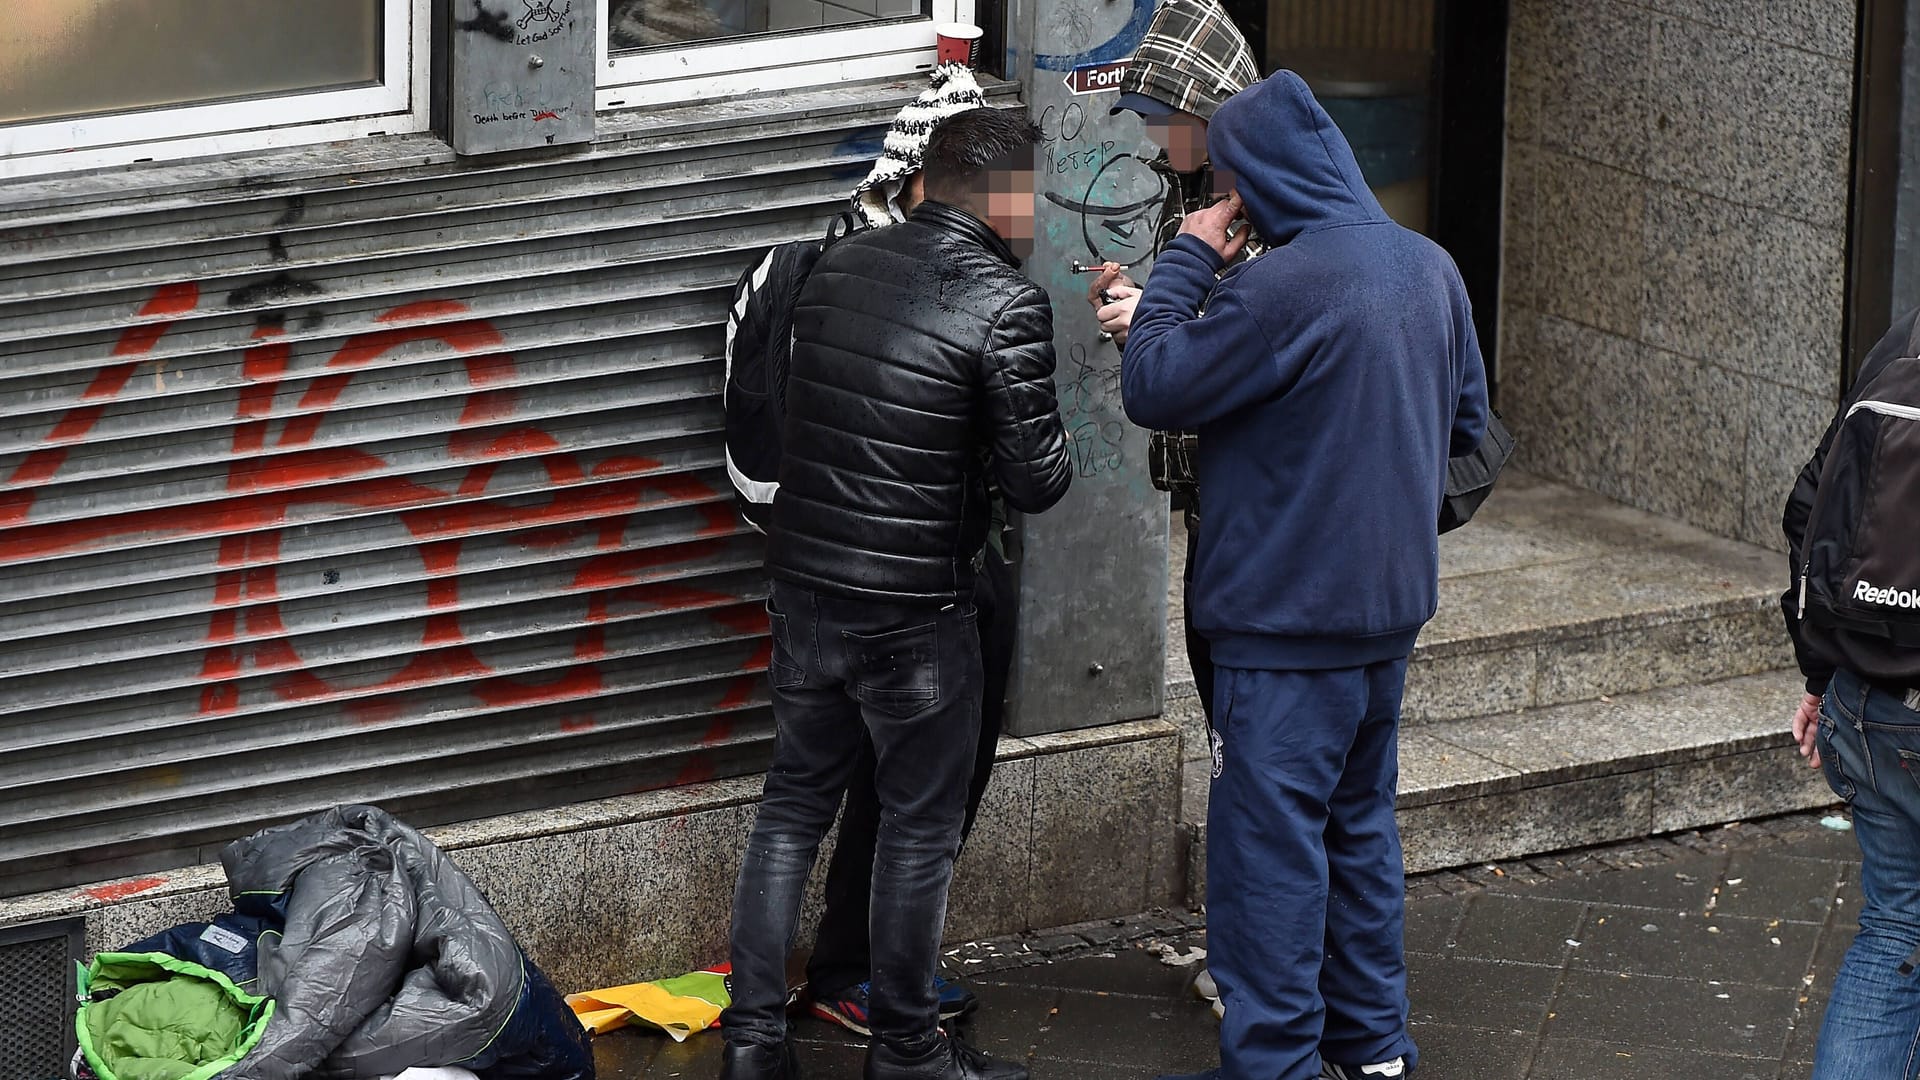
top-left (595, 0), bottom-right (974, 110)
top-left (1, 0), bottom-right (431, 180)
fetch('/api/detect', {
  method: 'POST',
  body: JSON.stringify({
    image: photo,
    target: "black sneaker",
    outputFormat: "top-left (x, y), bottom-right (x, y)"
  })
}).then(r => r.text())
top-left (866, 1032), bottom-right (1028, 1080)
top-left (721, 1039), bottom-right (800, 1080)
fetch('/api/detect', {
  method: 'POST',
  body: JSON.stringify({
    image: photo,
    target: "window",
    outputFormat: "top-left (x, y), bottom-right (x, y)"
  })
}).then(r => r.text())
top-left (2, 0), bottom-right (429, 179)
top-left (596, 0), bottom-right (973, 109)
top-left (1226, 0), bottom-right (1435, 234)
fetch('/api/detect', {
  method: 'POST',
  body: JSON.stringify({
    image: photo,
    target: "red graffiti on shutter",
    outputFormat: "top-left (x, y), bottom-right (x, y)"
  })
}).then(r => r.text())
top-left (2, 284), bottom-right (763, 754)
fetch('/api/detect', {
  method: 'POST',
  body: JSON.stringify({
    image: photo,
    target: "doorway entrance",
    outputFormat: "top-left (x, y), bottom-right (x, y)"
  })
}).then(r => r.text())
top-left (1219, 0), bottom-right (1508, 389)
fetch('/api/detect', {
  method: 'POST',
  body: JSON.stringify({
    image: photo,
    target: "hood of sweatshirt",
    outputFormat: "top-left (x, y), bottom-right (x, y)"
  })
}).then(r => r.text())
top-left (1207, 70), bottom-right (1388, 246)
top-left (1114, 0), bottom-right (1259, 122)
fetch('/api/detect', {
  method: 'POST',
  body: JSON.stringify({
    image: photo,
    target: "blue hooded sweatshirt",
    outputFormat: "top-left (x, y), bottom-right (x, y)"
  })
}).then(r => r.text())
top-left (1123, 71), bottom-right (1488, 671)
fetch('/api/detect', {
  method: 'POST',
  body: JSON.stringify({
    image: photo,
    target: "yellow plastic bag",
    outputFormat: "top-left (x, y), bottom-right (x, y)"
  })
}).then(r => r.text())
top-left (566, 965), bottom-right (730, 1041)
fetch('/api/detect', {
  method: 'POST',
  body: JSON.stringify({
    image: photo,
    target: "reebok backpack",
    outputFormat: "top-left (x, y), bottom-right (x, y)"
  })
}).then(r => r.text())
top-left (723, 212), bottom-right (862, 533)
top-left (1798, 314), bottom-right (1920, 684)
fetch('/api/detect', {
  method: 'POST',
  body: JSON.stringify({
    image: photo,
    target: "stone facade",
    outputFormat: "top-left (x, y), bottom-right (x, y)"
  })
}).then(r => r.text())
top-left (1498, 0), bottom-right (1856, 551)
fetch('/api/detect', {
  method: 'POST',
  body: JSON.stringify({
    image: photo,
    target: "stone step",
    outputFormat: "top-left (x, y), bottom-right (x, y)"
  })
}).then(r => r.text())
top-left (1182, 670), bottom-right (1836, 898)
top-left (1166, 472), bottom-right (1792, 738)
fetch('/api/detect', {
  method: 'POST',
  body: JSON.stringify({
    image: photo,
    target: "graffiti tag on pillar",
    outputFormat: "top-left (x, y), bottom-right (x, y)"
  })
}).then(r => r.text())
top-left (1043, 152), bottom-right (1165, 265)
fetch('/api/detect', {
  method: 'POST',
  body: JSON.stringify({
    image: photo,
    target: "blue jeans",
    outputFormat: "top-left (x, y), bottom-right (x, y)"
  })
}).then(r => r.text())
top-left (723, 581), bottom-right (982, 1059)
top-left (1208, 661), bottom-right (1418, 1080)
top-left (1813, 668), bottom-right (1920, 1079)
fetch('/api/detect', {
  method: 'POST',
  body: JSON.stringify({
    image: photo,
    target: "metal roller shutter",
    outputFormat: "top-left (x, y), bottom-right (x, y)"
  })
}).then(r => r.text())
top-left (0, 85), bottom-right (998, 898)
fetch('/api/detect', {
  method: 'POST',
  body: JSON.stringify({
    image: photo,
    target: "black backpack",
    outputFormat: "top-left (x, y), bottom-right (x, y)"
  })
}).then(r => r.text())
top-left (1799, 314), bottom-right (1920, 683)
top-left (723, 212), bottom-right (863, 533)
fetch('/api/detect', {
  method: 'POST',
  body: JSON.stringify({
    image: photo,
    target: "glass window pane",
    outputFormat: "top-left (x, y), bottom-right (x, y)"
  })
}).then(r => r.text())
top-left (608, 0), bottom-right (926, 52)
top-left (4, 0), bottom-right (382, 126)
top-left (1264, 0), bottom-right (1434, 234)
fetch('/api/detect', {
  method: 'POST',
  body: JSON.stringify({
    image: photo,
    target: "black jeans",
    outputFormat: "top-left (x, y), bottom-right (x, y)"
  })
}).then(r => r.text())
top-left (723, 580), bottom-right (984, 1058)
top-left (807, 548), bottom-right (1014, 998)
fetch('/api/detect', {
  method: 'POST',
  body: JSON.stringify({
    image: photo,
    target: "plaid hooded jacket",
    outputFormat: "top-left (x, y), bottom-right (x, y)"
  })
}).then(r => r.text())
top-left (1116, 0), bottom-right (1260, 123)
top-left (1116, 0), bottom-right (1260, 503)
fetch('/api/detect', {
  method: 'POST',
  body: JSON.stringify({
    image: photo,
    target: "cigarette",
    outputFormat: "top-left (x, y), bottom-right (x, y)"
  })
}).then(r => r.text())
top-left (1070, 260), bottom-right (1137, 273)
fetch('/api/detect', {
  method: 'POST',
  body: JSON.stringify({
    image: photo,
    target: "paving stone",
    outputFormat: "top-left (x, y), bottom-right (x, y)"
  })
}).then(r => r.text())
top-left (791, 1042), bottom-right (870, 1075)
top-left (1065, 920), bottom-right (1129, 947)
top-left (791, 1011), bottom-right (870, 1050)
top-left (1448, 892), bottom-right (1587, 966)
top-left (1403, 894), bottom-right (1467, 956)
top-left (976, 941), bottom-right (1201, 999)
top-left (1713, 851), bottom-right (1846, 923)
top-left (1491, 854), bottom-right (1726, 911)
top-left (1544, 970), bottom-right (1799, 1058)
top-left (1028, 1057), bottom-right (1156, 1080)
top-left (1569, 906), bottom-right (1822, 988)
top-left (1808, 920), bottom-right (1855, 996)
top-left (1783, 1001), bottom-right (1826, 1069)
top-left (607, 811), bottom-right (1865, 1080)
top-left (1406, 1023), bottom-right (1532, 1079)
top-left (1406, 955), bottom-right (1559, 1033)
top-left (593, 1030), bottom-right (660, 1078)
top-left (1782, 811), bottom-right (1864, 861)
top-left (1021, 933), bottom-right (1089, 956)
top-left (650, 1029), bottom-right (727, 1075)
top-left (1835, 850), bottom-right (1861, 900)
top-left (1133, 913), bottom-right (1189, 939)
top-left (1032, 989), bottom-right (1221, 1072)
top-left (947, 982), bottom-right (1060, 1061)
top-left (1528, 1037), bottom-right (1780, 1078)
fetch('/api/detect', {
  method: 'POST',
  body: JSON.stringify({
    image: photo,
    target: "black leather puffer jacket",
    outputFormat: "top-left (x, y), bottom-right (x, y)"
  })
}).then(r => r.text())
top-left (767, 201), bottom-right (1072, 605)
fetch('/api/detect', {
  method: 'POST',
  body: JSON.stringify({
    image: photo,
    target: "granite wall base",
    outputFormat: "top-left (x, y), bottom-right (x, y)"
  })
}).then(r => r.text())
top-left (1, 720), bottom-right (1184, 995)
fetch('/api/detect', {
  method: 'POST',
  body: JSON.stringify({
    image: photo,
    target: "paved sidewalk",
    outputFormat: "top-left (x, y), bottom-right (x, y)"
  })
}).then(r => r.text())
top-left (596, 812), bottom-right (1862, 1080)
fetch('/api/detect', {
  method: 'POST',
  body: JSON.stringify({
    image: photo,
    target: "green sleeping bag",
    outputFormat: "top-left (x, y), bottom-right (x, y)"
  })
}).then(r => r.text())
top-left (77, 953), bottom-right (274, 1080)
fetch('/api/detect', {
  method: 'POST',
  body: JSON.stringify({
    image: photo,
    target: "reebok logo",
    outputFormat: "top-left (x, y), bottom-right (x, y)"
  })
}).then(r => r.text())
top-left (1855, 579), bottom-right (1920, 610)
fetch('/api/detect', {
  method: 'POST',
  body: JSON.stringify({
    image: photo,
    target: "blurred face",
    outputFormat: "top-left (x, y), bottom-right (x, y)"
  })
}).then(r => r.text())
top-left (1145, 112), bottom-right (1209, 172)
top-left (977, 163), bottom-right (1038, 259)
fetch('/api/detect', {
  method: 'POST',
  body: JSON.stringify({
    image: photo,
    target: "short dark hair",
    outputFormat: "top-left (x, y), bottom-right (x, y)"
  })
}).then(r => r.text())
top-left (921, 107), bottom-right (1042, 204)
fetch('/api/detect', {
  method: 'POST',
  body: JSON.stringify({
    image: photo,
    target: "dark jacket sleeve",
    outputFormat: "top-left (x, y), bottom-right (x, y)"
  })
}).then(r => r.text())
top-left (1450, 313), bottom-right (1490, 457)
top-left (982, 285), bottom-right (1073, 514)
top-left (1782, 306), bottom-right (1920, 695)
top-left (1122, 235), bottom-right (1300, 431)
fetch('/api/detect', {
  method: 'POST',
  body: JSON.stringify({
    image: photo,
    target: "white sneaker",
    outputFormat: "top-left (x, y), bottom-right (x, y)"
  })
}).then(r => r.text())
top-left (1191, 967), bottom-right (1224, 1019)
top-left (1320, 1059), bottom-right (1405, 1079)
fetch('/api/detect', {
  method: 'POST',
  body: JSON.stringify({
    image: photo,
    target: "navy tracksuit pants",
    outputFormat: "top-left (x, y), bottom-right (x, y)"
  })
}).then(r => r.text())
top-left (1208, 659), bottom-right (1418, 1080)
